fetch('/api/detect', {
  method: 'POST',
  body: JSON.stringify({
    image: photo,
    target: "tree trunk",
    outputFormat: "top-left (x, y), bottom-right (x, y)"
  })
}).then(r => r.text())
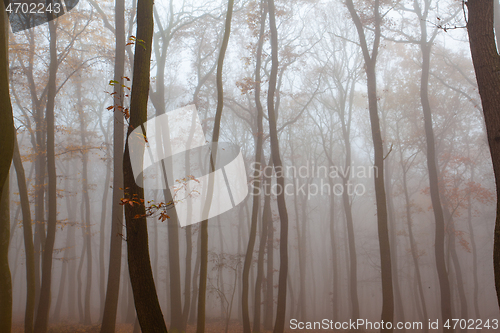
top-left (197, 1), bottom-right (234, 332)
top-left (77, 74), bottom-right (93, 325)
top-left (99, 139), bottom-right (111, 321)
top-left (77, 204), bottom-right (87, 324)
top-left (123, 0), bottom-right (167, 329)
top-left (401, 157), bottom-right (429, 333)
top-left (99, 0), bottom-right (125, 328)
top-left (13, 136), bottom-right (35, 333)
top-left (0, 5), bottom-right (14, 332)
top-left (182, 224), bottom-right (192, 329)
top-left (328, 175), bottom-right (338, 322)
top-left (340, 112), bottom-right (359, 321)
top-left (189, 230), bottom-right (201, 324)
top-left (442, 204), bottom-right (468, 332)
top-left (384, 142), bottom-right (405, 328)
top-left (33, 17), bottom-right (59, 333)
top-left (419, 32), bottom-right (452, 329)
top-left (467, 165), bottom-right (480, 318)
top-left (267, 1), bottom-right (290, 332)
top-left (345, 1), bottom-right (394, 330)
top-left (67, 186), bottom-right (77, 321)
top-left (52, 245), bottom-right (67, 322)
top-left (0, 178), bottom-right (11, 333)
top-left (263, 168), bottom-right (274, 330)
top-left (243, 2), bottom-right (266, 331)
top-left (466, 0), bottom-right (500, 310)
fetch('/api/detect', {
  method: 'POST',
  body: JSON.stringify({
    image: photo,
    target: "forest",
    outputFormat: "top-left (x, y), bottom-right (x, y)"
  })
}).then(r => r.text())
top-left (1, 0), bottom-right (500, 332)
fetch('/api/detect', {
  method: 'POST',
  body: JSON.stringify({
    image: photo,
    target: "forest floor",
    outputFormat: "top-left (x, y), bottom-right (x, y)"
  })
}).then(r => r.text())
top-left (11, 320), bottom-right (375, 332)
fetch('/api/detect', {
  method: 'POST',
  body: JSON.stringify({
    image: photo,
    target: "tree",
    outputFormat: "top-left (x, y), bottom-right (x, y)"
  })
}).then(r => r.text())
top-left (33, 15), bottom-right (59, 333)
top-left (197, 1), bottom-right (234, 332)
top-left (242, 1), bottom-right (266, 332)
top-left (0, 2), bottom-right (15, 332)
top-left (122, 0), bottom-right (167, 330)
top-left (409, 2), bottom-right (454, 326)
top-left (345, 0), bottom-right (394, 330)
top-left (100, 0), bottom-right (126, 329)
top-left (466, 0), bottom-right (500, 309)
top-left (13, 135), bottom-right (35, 333)
top-left (267, 0), bottom-right (290, 331)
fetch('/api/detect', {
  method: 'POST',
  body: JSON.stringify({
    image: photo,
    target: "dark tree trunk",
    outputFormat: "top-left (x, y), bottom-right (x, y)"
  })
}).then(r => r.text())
top-left (197, 1), bottom-right (234, 332)
top-left (99, 0), bottom-right (125, 329)
top-left (13, 136), bottom-right (35, 333)
top-left (0, 4), bottom-right (15, 332)
top-left (243, 1), bottom-right (266, 331)
top-left (267, 0), bottom-right (290, 332)
top-left (123, 0), bottom-right (167, 329)
top-left (466, 0), bottom-right (500, 310)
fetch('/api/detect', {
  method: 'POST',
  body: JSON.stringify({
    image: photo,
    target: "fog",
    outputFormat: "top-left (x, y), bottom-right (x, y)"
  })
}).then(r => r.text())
top-left (2, 0), bottom-right (500, 332)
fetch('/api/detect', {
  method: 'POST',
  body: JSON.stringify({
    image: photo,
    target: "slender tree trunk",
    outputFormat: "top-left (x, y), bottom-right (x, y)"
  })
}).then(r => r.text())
top-left (197, 1), bottom-right (234, 332)
top-left (243, 2), bottom-right (266, 331)
top-left (182, 224), bottom-right (192, 329)
top-left (13, 136), bottom-right (35, 333)
top-left (401, 161), bottom-right (429, 333)
top-left (77, 204), bottom-right (87, 324)
top-left (52, 247), bottom-right (67, 322)
top-left (345, 1), bottom-right (394, 330)
top-left (252, 9), bottom-right (268, 330)
top-left (150, 39), bottom-right (183, 333)
top-left (33, 114), bottom-right (45, 319)
top-left (67, 189), bottom-right (77, 321)
top-left (217, 219), bottom-right (226, 320)
top-left (165, 187), bottom-right (183, 331)
top-left (442, 204), bottom-right (468, 332)
top-left (77, 74), bottom-right (93, 325)
top-left (0, 178), bottom-right (11, 333)
top-left (263, 168), bottom-right (274, 330)
top-left (419, 35), bottom-right (452, 330)
top-left (0, 5), bottom-right (13, 325)
top-left (384, 150), bottom-right (405, 328)
top-left (328, 175), bottom-right (338, 322)
top-left (33, 17), bottom-right (59, 333)
top-left (99, 144), bottom-right (111, 321)
top-left (340, 124), bottom-right (359, 321)
top-left (123, 0), bottom-right (167, 328)
top-left (466, 0), bottom-right (500, 310)
top-left (267, 1), bottom-right (290, 332)
top-left (467, 165), bottom-right (480, 318)
top-left (99, 0), bottom-right (125, 328)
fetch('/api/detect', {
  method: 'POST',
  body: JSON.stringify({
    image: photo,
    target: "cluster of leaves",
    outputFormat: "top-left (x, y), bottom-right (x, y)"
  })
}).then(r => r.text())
top-left (107, 76), bottom-right (131, 120)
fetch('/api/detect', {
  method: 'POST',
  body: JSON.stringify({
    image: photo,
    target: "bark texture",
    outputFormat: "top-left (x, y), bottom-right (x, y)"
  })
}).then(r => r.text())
top-left (466, 0), bottom-right (500, 309)
top-left (123, 0), bottom-right (167, 330)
